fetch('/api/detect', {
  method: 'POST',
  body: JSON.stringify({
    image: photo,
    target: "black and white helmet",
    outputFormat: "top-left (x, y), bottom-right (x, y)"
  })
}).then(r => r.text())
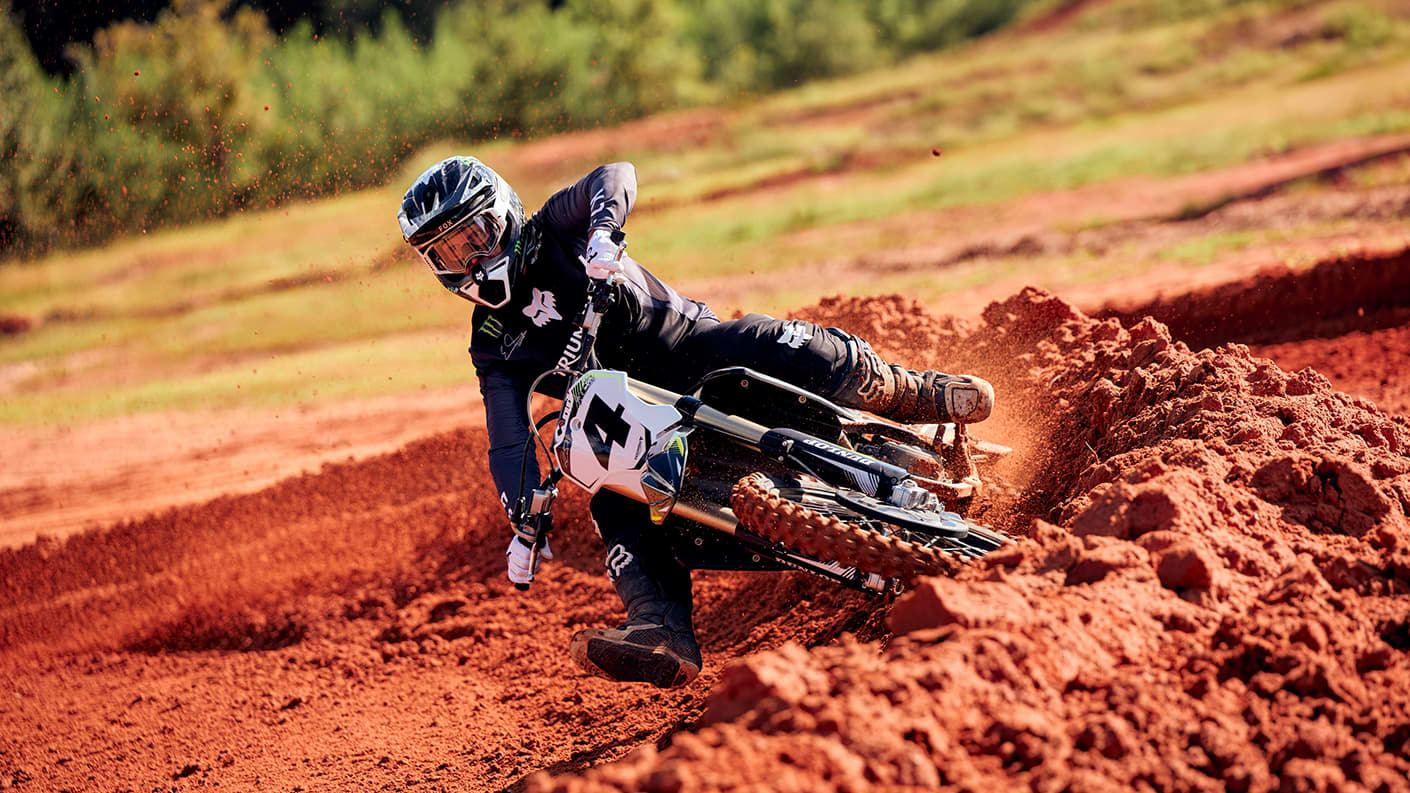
top-left (398, 156), bottom-right (525, 308)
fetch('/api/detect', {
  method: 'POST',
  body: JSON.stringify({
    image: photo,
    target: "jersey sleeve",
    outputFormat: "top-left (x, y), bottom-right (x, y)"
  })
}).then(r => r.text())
top-left (535, 162), bottom-right (637, 236)
top-left (476, 362), bottom-right (539, 524)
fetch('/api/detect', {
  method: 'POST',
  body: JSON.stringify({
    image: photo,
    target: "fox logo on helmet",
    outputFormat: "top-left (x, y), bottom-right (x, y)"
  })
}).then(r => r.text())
top-left (433, 215), bottom-right (460, 236)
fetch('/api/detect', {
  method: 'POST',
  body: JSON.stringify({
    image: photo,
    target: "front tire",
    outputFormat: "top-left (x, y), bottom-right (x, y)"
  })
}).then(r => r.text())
top-left (730, 473), bottom-right (996, 583)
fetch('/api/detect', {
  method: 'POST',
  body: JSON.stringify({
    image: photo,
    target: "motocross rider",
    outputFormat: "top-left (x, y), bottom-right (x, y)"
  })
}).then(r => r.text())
top-left (397, 156), bottom-right (994, 689)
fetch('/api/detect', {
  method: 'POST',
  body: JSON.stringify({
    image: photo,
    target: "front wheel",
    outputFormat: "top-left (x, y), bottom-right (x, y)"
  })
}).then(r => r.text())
top-left (730, 473), bottom-right (1007, 583)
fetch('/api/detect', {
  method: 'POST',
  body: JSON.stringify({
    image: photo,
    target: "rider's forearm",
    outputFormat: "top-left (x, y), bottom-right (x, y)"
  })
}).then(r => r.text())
top-left (478, 367), bottom-right (539, 524)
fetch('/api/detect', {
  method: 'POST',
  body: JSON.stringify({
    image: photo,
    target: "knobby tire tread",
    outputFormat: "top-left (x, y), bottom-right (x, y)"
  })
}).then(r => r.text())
top-left (730, 472), bottom-right (962, 583)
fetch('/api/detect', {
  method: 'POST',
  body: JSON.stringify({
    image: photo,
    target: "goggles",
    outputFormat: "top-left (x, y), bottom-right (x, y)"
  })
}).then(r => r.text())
top-left (414, 210), bottom-right (505, 277)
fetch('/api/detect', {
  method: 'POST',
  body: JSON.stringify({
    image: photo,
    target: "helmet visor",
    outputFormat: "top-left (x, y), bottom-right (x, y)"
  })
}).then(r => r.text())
top-left (415, 211), bottom-right (505, 277)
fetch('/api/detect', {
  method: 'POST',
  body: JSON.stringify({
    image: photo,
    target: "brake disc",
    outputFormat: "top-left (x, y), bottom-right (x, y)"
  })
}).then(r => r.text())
top-left (833, 490), bottom-right (971, 539)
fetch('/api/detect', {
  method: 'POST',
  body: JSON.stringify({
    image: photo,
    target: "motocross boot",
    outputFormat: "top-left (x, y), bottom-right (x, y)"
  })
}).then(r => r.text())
top-left (571, 495), bottom-right (702, 689)
top-left (828, 333), bottom-right (993, 425)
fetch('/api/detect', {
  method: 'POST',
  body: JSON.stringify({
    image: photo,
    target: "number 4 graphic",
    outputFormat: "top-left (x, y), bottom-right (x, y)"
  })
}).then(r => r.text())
top-left (583, 395), bottom-right (632, 460)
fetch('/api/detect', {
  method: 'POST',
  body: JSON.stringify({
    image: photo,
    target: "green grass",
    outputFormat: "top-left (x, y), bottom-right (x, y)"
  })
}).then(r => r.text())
top-left (1159, 231), bottom-right (1263, 265)
top-left (0, 326), bottom-right (473, 424)
top-left (627, 60), bottom-right (1410, 282)
top-left (3, 0), bottom-right (1410, 425)
top-left (0, 189), bottom-right (406, 319)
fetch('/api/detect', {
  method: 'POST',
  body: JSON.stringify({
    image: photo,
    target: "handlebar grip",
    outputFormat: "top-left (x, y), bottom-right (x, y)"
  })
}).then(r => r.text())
top-left (512, 534), bottom-right (541, 593)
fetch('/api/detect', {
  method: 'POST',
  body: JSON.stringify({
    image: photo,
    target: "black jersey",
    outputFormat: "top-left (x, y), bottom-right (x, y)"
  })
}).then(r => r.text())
top-left (469, 163), bottom-right (716, 519)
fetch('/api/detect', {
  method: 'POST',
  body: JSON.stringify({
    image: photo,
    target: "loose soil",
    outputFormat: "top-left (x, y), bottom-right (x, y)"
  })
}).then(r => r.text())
top-left (5, 143), bottom-right (1410, 791)
top-left (1100, 247), bottom-right (1410, 419)
top-left (0, 426), bottom-right (889, 791)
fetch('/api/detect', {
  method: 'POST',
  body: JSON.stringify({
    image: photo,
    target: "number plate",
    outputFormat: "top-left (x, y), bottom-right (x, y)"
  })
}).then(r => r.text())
top-left (553, 370), bottom-right (683, 496)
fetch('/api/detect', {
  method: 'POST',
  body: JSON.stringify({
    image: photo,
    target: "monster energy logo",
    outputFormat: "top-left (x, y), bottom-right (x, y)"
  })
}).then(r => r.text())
top-left (479, 316), bottom-right (503, 338)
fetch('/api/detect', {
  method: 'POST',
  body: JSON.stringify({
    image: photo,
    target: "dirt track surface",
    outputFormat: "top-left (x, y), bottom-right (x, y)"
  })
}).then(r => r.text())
top-left (5, 243), bottom-right (1410, 790)
top-left (0, 388), bottom-right (484, 548)
top-left (0, 428), bottom-right (887, 791)
top-left (1101, 248), bottom-right (1410, 418)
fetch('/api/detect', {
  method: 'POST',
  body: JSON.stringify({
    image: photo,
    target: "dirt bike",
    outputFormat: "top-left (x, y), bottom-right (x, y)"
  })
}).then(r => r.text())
top-left (511, 266), bottom-right (1013, 595)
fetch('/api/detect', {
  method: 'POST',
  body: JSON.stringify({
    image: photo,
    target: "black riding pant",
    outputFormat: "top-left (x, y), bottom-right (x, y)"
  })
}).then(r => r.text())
top-left (629, 313), bottom-right (853, 398)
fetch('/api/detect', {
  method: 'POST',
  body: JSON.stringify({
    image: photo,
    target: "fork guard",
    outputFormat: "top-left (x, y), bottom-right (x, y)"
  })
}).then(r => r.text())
top-left (758, 427), bottom-right (911, 502)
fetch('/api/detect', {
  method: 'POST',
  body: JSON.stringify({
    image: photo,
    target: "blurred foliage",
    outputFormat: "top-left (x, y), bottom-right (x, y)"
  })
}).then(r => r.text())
top-left (0, 0), bottom-right (1032, 256)
top-left (6, 0), bottom-right (1402, 257)
top-left (683, 0), bottom-right (882, 89)
top-left (69, 0), bottom-right (275, 233)
top-left (680, 0), bottom-right (1027, 91)
top-left (868, 0), bottom-right (1029, 54)
top-left (0, 3), bottom-right (50, 248)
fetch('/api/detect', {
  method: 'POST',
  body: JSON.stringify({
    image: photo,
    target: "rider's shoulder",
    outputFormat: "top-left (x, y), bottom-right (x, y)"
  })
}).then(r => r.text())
top-left (593, 161), bottom-right (636, 177)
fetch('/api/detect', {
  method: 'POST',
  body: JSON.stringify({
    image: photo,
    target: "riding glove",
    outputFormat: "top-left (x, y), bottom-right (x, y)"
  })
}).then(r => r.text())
top-left (582, 228), bottom-right (625, 280)
top-left (506, 536), bottom-right (554, 585)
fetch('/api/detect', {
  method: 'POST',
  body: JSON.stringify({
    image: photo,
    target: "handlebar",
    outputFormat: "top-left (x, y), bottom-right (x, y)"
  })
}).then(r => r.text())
top-left (570, 230), bottom-right (626, 368)
top-left (560, 272), bottom-right (619, 373)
